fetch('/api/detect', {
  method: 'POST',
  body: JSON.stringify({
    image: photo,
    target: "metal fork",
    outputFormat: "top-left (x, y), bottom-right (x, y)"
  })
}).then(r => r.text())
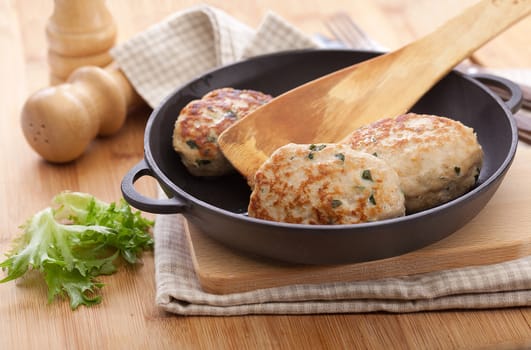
top-left (325, 11), bottom-right (531, 111)
top-left (324, 12), bottom-right (384, 51)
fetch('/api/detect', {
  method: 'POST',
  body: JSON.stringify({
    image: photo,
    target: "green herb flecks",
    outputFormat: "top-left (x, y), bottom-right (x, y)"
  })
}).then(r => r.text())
top-left (309, 144), bottom-right (326, 151)
top-left (186, 140), bottom-right (199, 149)
top-left (369, 194), bottom-right (376, 205)
top-left (206, 135), bottom-right (217, 143)
top-left (362, 169), bottom-right (373, 181)
top-left (223, 110), bottom-right (237, 119)
top-left (307, 144), bottom-right (327, 160)
top-left (454, 166), bottom-right (461, 176)
top-left (195, 159), bottom-right (211, 166)
top-left (335, 153), bottom-right (345, 162)
top-left (331, 199), bottom-right (343, 209)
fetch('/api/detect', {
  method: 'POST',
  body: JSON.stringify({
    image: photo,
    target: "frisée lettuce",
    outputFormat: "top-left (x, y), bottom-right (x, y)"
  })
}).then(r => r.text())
top-left (0, 192), bottom-right (153, 309)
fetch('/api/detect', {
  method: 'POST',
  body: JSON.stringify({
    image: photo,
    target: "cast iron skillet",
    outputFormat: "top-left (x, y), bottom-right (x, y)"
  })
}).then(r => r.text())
top-left (122, 49), bottom-right (520, 265)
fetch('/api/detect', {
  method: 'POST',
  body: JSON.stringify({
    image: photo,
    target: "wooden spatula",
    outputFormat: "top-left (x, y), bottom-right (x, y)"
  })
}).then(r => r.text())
top-left (218, 0), bottom-right (531, 181)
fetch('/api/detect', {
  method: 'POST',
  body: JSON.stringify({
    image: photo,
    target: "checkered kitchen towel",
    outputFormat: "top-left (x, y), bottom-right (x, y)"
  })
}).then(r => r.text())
top-left (155, 214), bottom-right (531, 316)
top-left (111, 6), bottom-right (531, 315)
top-left (111, 5), bottom-right (317, 108)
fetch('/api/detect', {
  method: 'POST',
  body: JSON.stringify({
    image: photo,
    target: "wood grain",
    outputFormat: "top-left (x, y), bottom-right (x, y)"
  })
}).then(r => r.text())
top-left (1, 1), bottom-right (531, 349)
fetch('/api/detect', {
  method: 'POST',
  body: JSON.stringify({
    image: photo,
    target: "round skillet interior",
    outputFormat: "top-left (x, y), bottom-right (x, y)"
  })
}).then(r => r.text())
top-left (146, 49), bottom-right (515, 219)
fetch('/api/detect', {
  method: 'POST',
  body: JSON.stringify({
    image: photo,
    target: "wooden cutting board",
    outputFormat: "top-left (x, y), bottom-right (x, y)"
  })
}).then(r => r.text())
top-left (184, 145), bottom-right (531, 295)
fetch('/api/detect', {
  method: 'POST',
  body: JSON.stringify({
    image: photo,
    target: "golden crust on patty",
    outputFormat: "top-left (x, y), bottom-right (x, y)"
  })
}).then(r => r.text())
top-left (343, 113), bottom-right (483, 213)
top-left (173, 88), bottom-right (272, 176)
top-left (248, 143), bottom-right (405, 225)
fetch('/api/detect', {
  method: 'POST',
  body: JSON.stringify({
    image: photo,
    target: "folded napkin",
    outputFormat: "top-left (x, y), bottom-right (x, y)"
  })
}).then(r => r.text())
top-left (155, 214), bottom-right (531, 316)
top-left (111, 5), bottom-right (317, 108)
top-left (111, 6), bottom-right (531, 315)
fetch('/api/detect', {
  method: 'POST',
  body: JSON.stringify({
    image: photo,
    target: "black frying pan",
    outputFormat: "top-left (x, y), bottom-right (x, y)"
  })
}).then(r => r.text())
top-left (122, 49), bottom-right (520, 265)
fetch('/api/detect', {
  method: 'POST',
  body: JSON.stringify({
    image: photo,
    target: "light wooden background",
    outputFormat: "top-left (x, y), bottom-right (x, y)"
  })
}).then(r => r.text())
top-left (1, 0), bottom-right (530, 348)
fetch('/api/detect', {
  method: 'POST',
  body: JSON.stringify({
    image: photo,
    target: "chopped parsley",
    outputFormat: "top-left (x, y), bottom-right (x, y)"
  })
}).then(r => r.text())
top-left (186, 140), bottom-right (199, 149)
top-left (454, 166), bottom-right (461, 176)
top-left (195, 159), bottom-right (211, 166)
top-left (308, 144), bottom-right (327, 159)
top-left (369, 194), bottom-right (376, 205)
top-left (361, 169), bottom-right (373, 181)
top-left (335, 153), bottom-right (345, 162)
top-left (309, 144), bottom-right (326, 151)
top-left (223, 110), bottom-right (237, 119)
top-left (331, 199), bottom-right (343, 208)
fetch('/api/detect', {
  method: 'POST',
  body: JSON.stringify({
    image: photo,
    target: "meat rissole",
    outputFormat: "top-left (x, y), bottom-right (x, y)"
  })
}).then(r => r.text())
top-left (173, 88), bottom-right (483, 224)
top-left (248, 143), bottom-right (406, 225)
top-left (248, 113), bottom-right (483, 223)
top-left (342, 113), bottom-right (483, 213)
top-left (172, 87), bottom-right (272, 176)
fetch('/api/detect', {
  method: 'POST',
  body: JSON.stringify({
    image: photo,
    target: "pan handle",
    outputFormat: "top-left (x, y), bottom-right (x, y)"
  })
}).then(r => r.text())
top-left (121, 159), bottom-right (188, 214)
top-left (470, 73), bottom-right (523, 113)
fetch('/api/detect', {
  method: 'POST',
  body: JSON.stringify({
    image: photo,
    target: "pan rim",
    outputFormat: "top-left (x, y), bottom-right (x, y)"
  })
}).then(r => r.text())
top-left (143, 48), bottom-right (518, 232)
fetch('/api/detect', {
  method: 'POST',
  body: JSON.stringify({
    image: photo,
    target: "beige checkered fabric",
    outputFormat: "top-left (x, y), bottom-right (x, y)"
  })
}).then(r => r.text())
top-left (111, 5), bottom-right (531, 315)
top-left (155, 214), bottom-right (531, 316)
top-left (111, 5), bottom-right (317, 108)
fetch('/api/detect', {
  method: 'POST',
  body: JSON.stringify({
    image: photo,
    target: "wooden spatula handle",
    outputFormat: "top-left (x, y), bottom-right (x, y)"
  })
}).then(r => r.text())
top-left (347, 0), bottom-right (531, 129)
top-left (219, 0), bottom-right (531, 181)
top-left (21, 64), bottom-right (143, 163)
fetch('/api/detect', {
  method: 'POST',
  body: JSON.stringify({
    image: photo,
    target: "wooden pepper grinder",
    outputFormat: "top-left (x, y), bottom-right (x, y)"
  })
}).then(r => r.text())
top-left (46, 0), bottom-right (117, 84)
top-left (21, 1), bottom-right (143, 163)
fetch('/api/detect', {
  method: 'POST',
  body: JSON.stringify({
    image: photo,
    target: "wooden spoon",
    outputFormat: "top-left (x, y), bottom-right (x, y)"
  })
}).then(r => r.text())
top-left (218, 0), bottom-right (531, 181)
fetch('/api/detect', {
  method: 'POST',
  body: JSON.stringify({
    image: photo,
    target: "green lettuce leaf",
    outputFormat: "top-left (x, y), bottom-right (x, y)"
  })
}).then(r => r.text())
top-left (0, 192), bottom-right (153, 309)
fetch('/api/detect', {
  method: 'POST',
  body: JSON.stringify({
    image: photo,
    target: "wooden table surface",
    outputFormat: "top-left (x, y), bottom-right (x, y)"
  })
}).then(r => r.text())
top-left (1, 0), bottom-right (531, 348)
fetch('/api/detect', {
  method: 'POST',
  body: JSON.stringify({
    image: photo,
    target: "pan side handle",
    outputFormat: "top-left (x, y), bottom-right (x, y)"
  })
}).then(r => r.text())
top-left (121, 159), bottom-right (187, 214)
top-left (470, 73), bottom-right (523, 113)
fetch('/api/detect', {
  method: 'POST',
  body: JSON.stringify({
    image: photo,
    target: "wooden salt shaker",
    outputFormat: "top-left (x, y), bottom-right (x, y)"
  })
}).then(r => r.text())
top-left (21, 64), bottom-right (143, 163)
top-left (46, 0), bottom-right (117, 84)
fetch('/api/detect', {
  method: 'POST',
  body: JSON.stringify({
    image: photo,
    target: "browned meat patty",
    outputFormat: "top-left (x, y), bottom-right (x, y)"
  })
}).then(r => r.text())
top-left (248, 143), bottom-right (405, 225)
top-left (173, 87), bottom-right (272, 176)
top-left (342, 113), bottom-right (483, 212)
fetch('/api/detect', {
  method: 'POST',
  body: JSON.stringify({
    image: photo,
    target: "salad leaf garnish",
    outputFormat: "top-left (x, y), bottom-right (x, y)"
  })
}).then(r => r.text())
top-left (0, 192), bottom-right (153, 309)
